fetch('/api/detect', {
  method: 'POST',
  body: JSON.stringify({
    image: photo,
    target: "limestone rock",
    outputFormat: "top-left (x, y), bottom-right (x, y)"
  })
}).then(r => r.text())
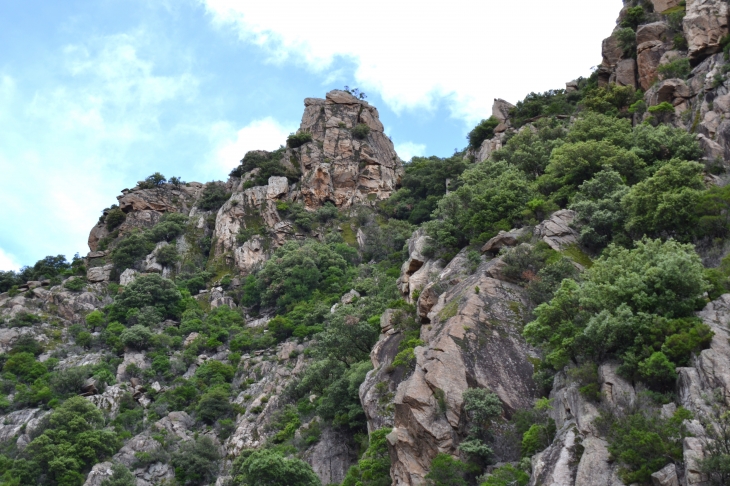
top-left (302, 426), bottom-right (357, 485)
top-left (119, 268), bottom-right (138, 286)
top-left (481, 228), bottom-right (529, 254)
top-left (473, 132), bottom-right (507, 164)
top-left (83, 462), bottom-right (114, 486)
top-left (0, 408), bottom-right (49, 443)
top-left (684, 0), bottom-right (730, 62)
top-left (86, 384), bottom-right (129, 419)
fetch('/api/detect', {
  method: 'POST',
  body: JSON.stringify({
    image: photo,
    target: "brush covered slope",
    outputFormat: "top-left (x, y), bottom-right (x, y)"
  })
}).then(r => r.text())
top-left (3, 1), bottom-right (730, 485)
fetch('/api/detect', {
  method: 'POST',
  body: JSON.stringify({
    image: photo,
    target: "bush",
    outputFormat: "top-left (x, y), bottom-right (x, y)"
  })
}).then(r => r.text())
top-left (605, 407), bottom-right (692, 484)
top-left (63, 277), bottom-right (87, 292)
top-left (467, 117), bottom-right (500, 151)
top-left (425, 453), bottom-right (471, 486)
top-left (105, 208), bottom-right (127, 231)
top-left (232, 449), bottom-right (321, 486)
top-left (229, 148), bottom-right (299, 185)
top-left (111, 273), bottom-right (182, 321)
top-left (615, 28), bottom-right (637, 57)
top-left (648, 101), bottom-right (675, 114)
top-left (147, 213), bottom-right (188, 242)
top-left (197, 183), bottom-right (230, 211)
top-left (120, 325), bottom-right (154, 350)
top-left (287, 131), bottom-right (313, 149)
top-left (156, 244), bottom-right (178, 267)
top-left (622, 159), bottom-right (705, 239)
top-left (425, 161), bottom-right (534, 249)
top-left (138, 172), bottom-right (166, 188)
top-left (570, 170), bottom-right (629, 250)
top-left (100, 463), bottom-right (136, 486)
top-left (342, 428), bottom-right (392, 486)
top-left (111, 232), bottom-right (154, 272)
top-left (621, 5), bottom-right (645, 29)
top-left (523, 238), bottom-right (710, 378)
top-left (352, 123), bottom-right (371, 140)
top-left (170, 436), bottom-right (221, 486)
top-left (481, 464), bottom-right (529, 486)
top-left (197, 386), bottom-right (233, 424)
top-left (658, 58), bottom-right (691, 80)
top-left (492, 118), bottom-right (566, 179)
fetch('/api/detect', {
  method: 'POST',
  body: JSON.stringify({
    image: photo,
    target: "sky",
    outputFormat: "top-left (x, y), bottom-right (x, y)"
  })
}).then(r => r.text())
top-left (0, 0), bottom-right (623, 271)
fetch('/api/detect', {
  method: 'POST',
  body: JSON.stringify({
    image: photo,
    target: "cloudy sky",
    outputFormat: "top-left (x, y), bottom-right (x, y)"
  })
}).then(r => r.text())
top-left (0, 0), bottom-right (622, 271)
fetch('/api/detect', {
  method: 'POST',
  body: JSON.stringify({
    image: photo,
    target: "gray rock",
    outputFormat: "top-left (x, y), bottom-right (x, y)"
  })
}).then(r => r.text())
top-left (651, 463), bottom-right (679, 486)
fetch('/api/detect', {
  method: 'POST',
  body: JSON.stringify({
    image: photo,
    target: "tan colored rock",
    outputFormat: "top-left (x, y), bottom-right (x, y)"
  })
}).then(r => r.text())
top-left (481, 228), bottom-right (529, 254)
top-left (684, 0), bottom-right (730, 61)
top-left (651, 463), bottom-right (680, 486)
top-left (87, 222), bottom-right (109, 252)
top-left (637, 22), bottom-right (669, 45)
top-left (302, 426), bottom-right (357, 485)
top-left (602, 35), bottom-right (624, 69)
top-left (652, 0), bottom-right (682, 13)
top-left (86, 264), bottom-right (113, 283)
top-left (638, 41), bottom-right (668, 90)
top-left (615, 58), bottom-right (638, 87)
top-left (492, 98), bottom-right (515, 123)
top-left (534, 210), bottom-right (579, 251)
top-left (233, 236), bottom-right (268, 275)
top-left (397, 229), bottom-right (444, 302)
top-left (119, 268), bottom-right (138, 286)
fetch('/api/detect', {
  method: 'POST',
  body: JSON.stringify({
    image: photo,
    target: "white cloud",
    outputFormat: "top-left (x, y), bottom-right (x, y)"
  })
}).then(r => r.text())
top-left (202, 0), bottom-right (623, 124)
top-left (210, 117), bottom-right (297, 173)
top-left (0, 248), bottom-right (20, 272)
top-left (395, 141), bottom-right (427, 162)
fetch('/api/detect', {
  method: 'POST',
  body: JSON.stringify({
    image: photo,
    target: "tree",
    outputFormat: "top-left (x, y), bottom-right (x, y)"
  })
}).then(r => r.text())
top-left (171, 436), bottom-right (221, 486)
top-left (524, 238), bottom-right (710, 376)
top-left (105, 208), bottom-right (127, 231)
top-left (120, 325), bottom-right (153, 350)
top-left (570, 169), bottom-right (629, 250)
top-left (492, 117), bottom-right (566, 179)
top-left (197, 386), bottom-right (233, 424)
top-left (623, 159), bottom-right (705, 240)
top-left (111, 273), bottom-right (182, 321)
top-left (425, 453), bottom-right (469, 486)
top-left (101, 463), bottom-right (136, 486)
top-left (233, 449), bottom-right (321, 486)
top-left (467, 117), bottom-right (500, 151)
top-left (342, 428), bottom-right (392, 486)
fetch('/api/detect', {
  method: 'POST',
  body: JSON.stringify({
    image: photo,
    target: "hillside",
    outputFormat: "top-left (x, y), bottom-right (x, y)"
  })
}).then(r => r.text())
top-left (2, 1), bottom-right (730, 485)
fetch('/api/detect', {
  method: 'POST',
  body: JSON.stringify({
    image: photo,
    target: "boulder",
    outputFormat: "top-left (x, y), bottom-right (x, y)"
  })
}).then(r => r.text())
top-left (652, 0), bottom-right (682, 13)
top-left (534, 210), bottom-right (579, 251)
top-left (651, 463), bottom-right (680, 486)
top-left (86, 264), bottom-right (113, 283)
top-left (637, 22), bottom-right (669, 45)
top-left (397, 229), bottom-right (444, 302)
top-left (481, 227), bottom-right (529, 254)
top-left (684, 0), bottom-right (730, 62)
top-left (614, 58), bottom-right (638, 87)
top-left (638, 41), bottom-right (668, 90)
top-left (119, 268), bottom-right (138, 286)
top-left (492, 98), bottom-right (515, 123)
top-left (302, 426), bottom-right (357, 485)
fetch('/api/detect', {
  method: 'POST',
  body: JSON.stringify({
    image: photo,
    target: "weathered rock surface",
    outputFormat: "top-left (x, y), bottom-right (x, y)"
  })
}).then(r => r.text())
top-left (534, 209), bottom-right (579, 251)
top-left (684, 0), bottom-right (729, 62)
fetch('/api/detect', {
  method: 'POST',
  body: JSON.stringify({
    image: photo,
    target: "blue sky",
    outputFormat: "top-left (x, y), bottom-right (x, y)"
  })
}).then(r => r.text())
top-left (0, 0), bottom-right (622, 271)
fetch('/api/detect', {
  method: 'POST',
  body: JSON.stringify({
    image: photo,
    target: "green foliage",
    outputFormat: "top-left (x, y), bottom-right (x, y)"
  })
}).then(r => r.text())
top-left (1, 396), bottom-right (120, 485)
top-left (463, 388), bottom-right (502, 429)
top-left (287, 131), bottom-right (314, 149)
top-left (570, 170), bottom-right (629, 250)
top-left (538, 140), bottom-right (645, 206)
top-left (581, 84), bottom-right (642, 116)
top-left (524, 238), bottom-right (710, 382)
top-left (467, 117), bottom-right (500, 151)
top-left (622, 159), bottom-right (705, 239)
top-left (492, 118), bottom-right (566, 179)
top-left (352, 123), bottom-right (371, 140)
top-left (100, 463), bottom-right (136, 486)
top-left (426, 161), bottom-right (534, 249)
top-left (138, 172), bottom-right (166, 188)
top-left (605, 407), bottom-right (692, 484)
top-left (509, 89), bottom-right (581, 128)
top-left (170, 435), bottom-right (221, 486)
top-left (197, 183), bottom-right (231, 211)
top-left (120, 325), bottom-right (153, 350)
top-left (381, 154), bottom-right (469, 224)
top-left (63, 277), bottom-right (87, 292)
top-left (515, 398), bottom-right (556, 458)
top-left (342, 428), bottom-right (392, 486)
top-left (105, 208), bottom-right (126, 231)
top-left (110, 273), bottom-right (182, 322)
top-left (425, 453), bottom-right (472, 486)
top-left (621, 5), bottom-right (646, 29)
top-left (232, 449), bottom-right (321, 486)
top-left (111, 232), bottom-right (154, 272)
top-left (197, 386), bottom-right (233, 424)
top-left (155, 244), bottom-right (179, 267)
top-left (147, 213), bottom-right (188, 243)
top-left (229, 147), bottom-right (300, 185)
top-left (480, 464), bottom-right (529, 486)
top-left (615, 28), bottom-right (637, 57)
top-left (648, 101), bottom-right (675, 114)
top-left (658, 57), bottom-right (691, 80)
top-left (631, 123), bottom-right (702, 165)
top-left (316, 361), bottom-right (372, 429)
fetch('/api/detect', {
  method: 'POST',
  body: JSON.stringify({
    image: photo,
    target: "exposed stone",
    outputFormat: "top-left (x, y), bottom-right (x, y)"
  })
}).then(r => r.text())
top-left (652, 0), bottom-right (682, 13)
top-left (87, 384), bottom-right (129, 419)
top-left (119, 268), bottom-right (138, 286)
top-left (615, 58), bottom-right (638, 87)
top-left (492, 98), bottom-right (515, 123)
top-left (481, 227), bottom-right (530, 254)
top-left (87, 264), bottom-right (113, 283)
top-left (638, 41), bottom-right (668, 90)
top-left (651, 463), bottom-right (680, 486)
top-left (302, 426), bottom-right (357, 485)
top-left (397, 229), bottom-right (444, 303)
top-left (340, 289), bottom-right (361, 305)
top-left (637, 22), bottom-right (670, 45)
top-left (684, 0), bottom-right (730, 62)
top-left (534, 210), bottom-right (579, 251)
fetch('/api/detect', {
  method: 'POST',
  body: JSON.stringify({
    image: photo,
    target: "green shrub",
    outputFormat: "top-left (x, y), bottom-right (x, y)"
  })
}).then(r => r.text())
top-left (111, 232), bottom-right (154, 272)
top-left (605, 407), bottom-right (692, 484)
top-left (232, 449), bottom-right (321, 486)
top-left (481, 464), bottom-right (529, 486)
top-left (120, 325), bottom-right (153, 350)
top-left (156, 244), bottom-right (178, 267)
top-left (342, 428), bottom-right (392, 486)
top-left (171, 436), bottom-right (221, 486)
top-left (621, 5), bottom-right (645, 29)
top-left (352, 123), bottom-right (371, 140)
top-left (100, 463), bottom-right (136, 486)
top-left (111, 273), bottom-right (182, 321)
top-left (287, 131), bottom-right (313, 149)
top-left (197, 386), bottom-right (233, 424)
top-left (105, 208), bottom-right (127, 231)
top-left (147, 213), bottom-right (188, 242)
top-left (425, 453), bottom-right (472, 486)
top-left (581, 84), bottom-right (641, 116)
top-left (197, 183), bottom-right (231, 211)
top-left (658, 58), bottom-right (691, 80)
top-left (524, 238), bottom-right (710, 380)
top-left (492, 118), bottom-right (566, 179)
top-left (138, 172), bottom-right (166, 189)
top-left (229, 147), bottom-right (299, 185)
top-left (570, 170), bottom-right (629, 250)
top-left (467, 117), bottom-right (500, 151)
top-left (615, 28), bottom-right (637, 57)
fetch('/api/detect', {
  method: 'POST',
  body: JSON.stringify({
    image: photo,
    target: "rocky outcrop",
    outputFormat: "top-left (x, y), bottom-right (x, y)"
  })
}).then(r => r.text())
top-left (684, 0), bottom-right (729, 62)
top-left (534, 209), bottom-right (580, 251)
top-left (384, 234), bottom-right (540, 485)
top-left (290, 90), bottom-right (404, 209)
top-left (397, 229), bottom-right (444, 303)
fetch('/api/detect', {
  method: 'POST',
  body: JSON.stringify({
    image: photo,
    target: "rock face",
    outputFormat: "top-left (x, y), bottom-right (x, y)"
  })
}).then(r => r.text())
top-left (290, 90), bottom-right (404, 209)
top-left (380, 229), bottom-right (541, 485)
top-left (684, 0), bottom-right (730, 62)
